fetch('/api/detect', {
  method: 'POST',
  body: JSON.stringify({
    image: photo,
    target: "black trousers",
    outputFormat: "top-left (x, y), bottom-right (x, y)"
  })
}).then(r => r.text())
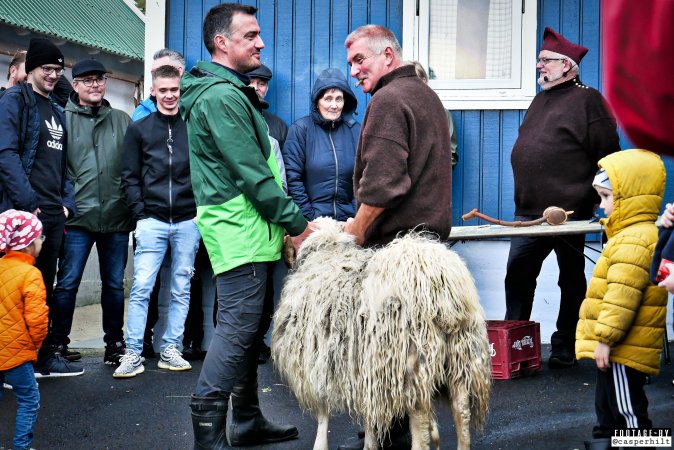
top-left (182, 240), bottom-right (213, 349)
top-left (593, 363), bottom-right (651, 438)
top-left (35, 211), bottom-right (66, 306)
top-left (36, 211), bottom-right (66, 354)
top-left (504, 219), bottom-right (587, 353)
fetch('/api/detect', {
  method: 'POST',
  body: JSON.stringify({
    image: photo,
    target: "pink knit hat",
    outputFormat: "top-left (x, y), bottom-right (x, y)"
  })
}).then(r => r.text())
top-left (0, 209), bottom-right (43, 252)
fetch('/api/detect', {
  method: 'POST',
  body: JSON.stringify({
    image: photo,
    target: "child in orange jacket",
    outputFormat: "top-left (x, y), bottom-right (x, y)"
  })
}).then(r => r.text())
top-left (0, 209), bottom-right (49, 450)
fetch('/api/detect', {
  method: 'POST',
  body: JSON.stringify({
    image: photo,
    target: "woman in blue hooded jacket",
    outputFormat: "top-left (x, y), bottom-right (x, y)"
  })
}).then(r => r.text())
top-left (283, 68), bottom-right (360, 221)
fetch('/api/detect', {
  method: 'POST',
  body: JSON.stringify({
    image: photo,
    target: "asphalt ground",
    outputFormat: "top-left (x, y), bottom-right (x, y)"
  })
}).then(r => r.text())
top-left (1, 345), bottom-right (672, 450)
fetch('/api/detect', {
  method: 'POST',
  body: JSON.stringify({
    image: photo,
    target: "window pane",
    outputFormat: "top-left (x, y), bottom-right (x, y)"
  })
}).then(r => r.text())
top-left (429, 0), bottom-right (512, 80)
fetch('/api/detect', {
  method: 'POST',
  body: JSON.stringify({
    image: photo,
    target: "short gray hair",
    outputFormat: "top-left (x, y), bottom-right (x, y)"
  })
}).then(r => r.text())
top-left (345, 25), bottom-right (402, 58)
top-left (405, 60), bottom-right (428, 83)
top-left (152, 48), bottom-right (185, 70)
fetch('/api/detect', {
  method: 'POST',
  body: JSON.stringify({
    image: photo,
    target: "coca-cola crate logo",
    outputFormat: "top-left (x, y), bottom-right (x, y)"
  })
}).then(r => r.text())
top-left (511, 335), bottom-right (534, 351)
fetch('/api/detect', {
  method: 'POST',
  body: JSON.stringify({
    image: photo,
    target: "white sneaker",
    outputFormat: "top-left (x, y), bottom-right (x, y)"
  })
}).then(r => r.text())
top-left (158, 344), bottom-right (192, 371)
top-left (113, 350), bottom-right (144, 378)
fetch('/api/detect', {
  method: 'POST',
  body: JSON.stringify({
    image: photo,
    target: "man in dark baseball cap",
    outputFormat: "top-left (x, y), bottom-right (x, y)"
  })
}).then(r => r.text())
top-left (246, 63), bottom-right (272, 81)
top-left (246, 64), bottom-right (288, 154)
top-left (48, 57), bottom-right (133, 369)
top-left (71, 59), bottom-right (110, 78)
top-left (70, 59), bottom-right (110, 112)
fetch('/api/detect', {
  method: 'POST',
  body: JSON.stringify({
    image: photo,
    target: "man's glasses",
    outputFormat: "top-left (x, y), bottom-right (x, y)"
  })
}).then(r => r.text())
top-left (75, 76), bottom-right (107, 87)
top-left (536, 58), bottom-right (566, 65)
top-left (40, 66), bottom-right (65, 76)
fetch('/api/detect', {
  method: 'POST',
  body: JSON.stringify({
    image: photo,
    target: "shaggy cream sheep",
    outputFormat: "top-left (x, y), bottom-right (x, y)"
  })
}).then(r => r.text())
top-left (272, 217), bottom-right (491, 450)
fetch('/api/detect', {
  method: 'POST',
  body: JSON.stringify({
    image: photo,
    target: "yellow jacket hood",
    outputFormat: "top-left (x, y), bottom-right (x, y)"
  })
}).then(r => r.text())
top-left (599, 149), bottom-right (665, 237)
top-left (576, 149), bottom-right (667, 375)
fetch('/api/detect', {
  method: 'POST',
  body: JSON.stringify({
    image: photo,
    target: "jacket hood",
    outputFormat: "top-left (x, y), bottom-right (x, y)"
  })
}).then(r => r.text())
top-left (310, 68), bottom-right (358, 127)
top-left (139, 96), bottom-right (156, 108)
top-left (599, 149), bottom-right (665, 236)
top-left (131, 97), bottom-right (157, 121)
top-left (65, 93), bottom-right (111, 113)
top-left (180, 61), bottom-right (263, 122)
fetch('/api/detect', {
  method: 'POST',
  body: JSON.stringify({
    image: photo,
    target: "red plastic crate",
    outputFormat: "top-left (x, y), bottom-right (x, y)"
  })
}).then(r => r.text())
top-left (487, 320), bottom-right (541, 379)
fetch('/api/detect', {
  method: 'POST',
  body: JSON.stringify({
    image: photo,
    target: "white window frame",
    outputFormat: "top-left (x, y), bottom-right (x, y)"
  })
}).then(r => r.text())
top-left (402, 0), bottom-right (538, 110)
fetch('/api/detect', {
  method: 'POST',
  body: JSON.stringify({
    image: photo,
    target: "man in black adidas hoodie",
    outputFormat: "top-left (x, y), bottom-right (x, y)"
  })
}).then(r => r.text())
top-left (117, 65), bottom-right (201, 378)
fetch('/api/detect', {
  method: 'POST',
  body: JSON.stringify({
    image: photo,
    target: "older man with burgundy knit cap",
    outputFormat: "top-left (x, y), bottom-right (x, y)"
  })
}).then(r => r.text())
top-left (505, 27), bottom-right (620, 369)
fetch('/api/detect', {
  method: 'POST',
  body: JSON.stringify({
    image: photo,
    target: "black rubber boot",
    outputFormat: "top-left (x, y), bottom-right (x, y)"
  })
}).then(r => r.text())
top-left (584, 438), bottom-right (611, 450)
top-left (228, 378), bottom-right (298, 446)
top-left (190, 394), bottom-right (229, 450)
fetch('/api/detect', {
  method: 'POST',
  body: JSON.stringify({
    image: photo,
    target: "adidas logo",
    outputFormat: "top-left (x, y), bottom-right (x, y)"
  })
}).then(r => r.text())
top-left (46, 116), bottom-right (63, 150)
top-left (46, 116), bottom-right (63, 140)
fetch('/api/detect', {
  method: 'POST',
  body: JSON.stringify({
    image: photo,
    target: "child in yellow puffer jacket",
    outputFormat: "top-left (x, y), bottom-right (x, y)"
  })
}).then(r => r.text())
top-left (0, 209), bottom-right (49, 450)
top-left (575, 149), bottom-right (667, 450)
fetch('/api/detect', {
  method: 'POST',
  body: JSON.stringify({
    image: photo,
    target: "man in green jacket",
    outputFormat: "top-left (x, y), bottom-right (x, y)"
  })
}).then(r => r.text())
top-left (45, 59), bottom-right (132, 372)
top-left (181, 4), bottom-right (313, 448)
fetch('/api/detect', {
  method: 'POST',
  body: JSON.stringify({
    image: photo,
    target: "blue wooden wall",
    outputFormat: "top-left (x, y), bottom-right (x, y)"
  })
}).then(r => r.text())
top-left (167, 0), bottom-right (674, 230)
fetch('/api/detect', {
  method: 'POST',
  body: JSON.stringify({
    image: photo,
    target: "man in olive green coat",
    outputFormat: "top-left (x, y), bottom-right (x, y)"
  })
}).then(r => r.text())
top-left (45, 59), bottom-right (132, 372)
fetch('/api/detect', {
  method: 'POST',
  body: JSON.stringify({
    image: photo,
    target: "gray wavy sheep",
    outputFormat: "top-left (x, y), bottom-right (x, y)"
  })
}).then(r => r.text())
top-left (272, 217), bottom-right (492, 450)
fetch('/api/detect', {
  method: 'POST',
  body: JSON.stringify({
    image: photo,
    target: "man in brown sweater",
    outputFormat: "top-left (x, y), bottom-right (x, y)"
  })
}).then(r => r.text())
top-left (344, 25), bottom-right (452, 249)
top-left (341, 24), bottom-right (453, 450)
top-left (506, 27), bottom-right (620, 369)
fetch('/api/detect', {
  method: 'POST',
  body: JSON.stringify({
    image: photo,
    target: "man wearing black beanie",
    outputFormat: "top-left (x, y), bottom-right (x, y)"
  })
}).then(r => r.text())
top-left (0, 37), bottom-right (83, 377)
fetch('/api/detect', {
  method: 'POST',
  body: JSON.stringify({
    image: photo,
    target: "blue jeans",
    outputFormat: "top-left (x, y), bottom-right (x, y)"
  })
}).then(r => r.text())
top-left (126, 218), bottom-right (201, 355)
top-left (0, 361), bottom-right (40, 450)
top-left (49, 227), bottom-right (130, 348)
top-left (195, 262), bottom-right (274, 397)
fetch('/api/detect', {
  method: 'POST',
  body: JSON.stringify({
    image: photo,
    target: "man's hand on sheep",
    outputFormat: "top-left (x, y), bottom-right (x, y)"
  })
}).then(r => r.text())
top-left (344, 218), bottom-right (363, 245)
top-left (290, 222), bottom-right (319, 253)
top-left (344, 204), bottom-right (385, 246)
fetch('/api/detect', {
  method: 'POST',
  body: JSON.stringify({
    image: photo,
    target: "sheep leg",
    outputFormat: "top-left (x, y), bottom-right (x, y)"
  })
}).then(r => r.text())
top-left (450, 385), bottom-right (471, 450)
top-left (313, 411), bottom-right (330, 450)
top-left (408, 408), bottom-right (431, 450)
top-left (430, 417), bottom-right (440, 450)
top-left (363, 427), bottom-right (379, 450)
